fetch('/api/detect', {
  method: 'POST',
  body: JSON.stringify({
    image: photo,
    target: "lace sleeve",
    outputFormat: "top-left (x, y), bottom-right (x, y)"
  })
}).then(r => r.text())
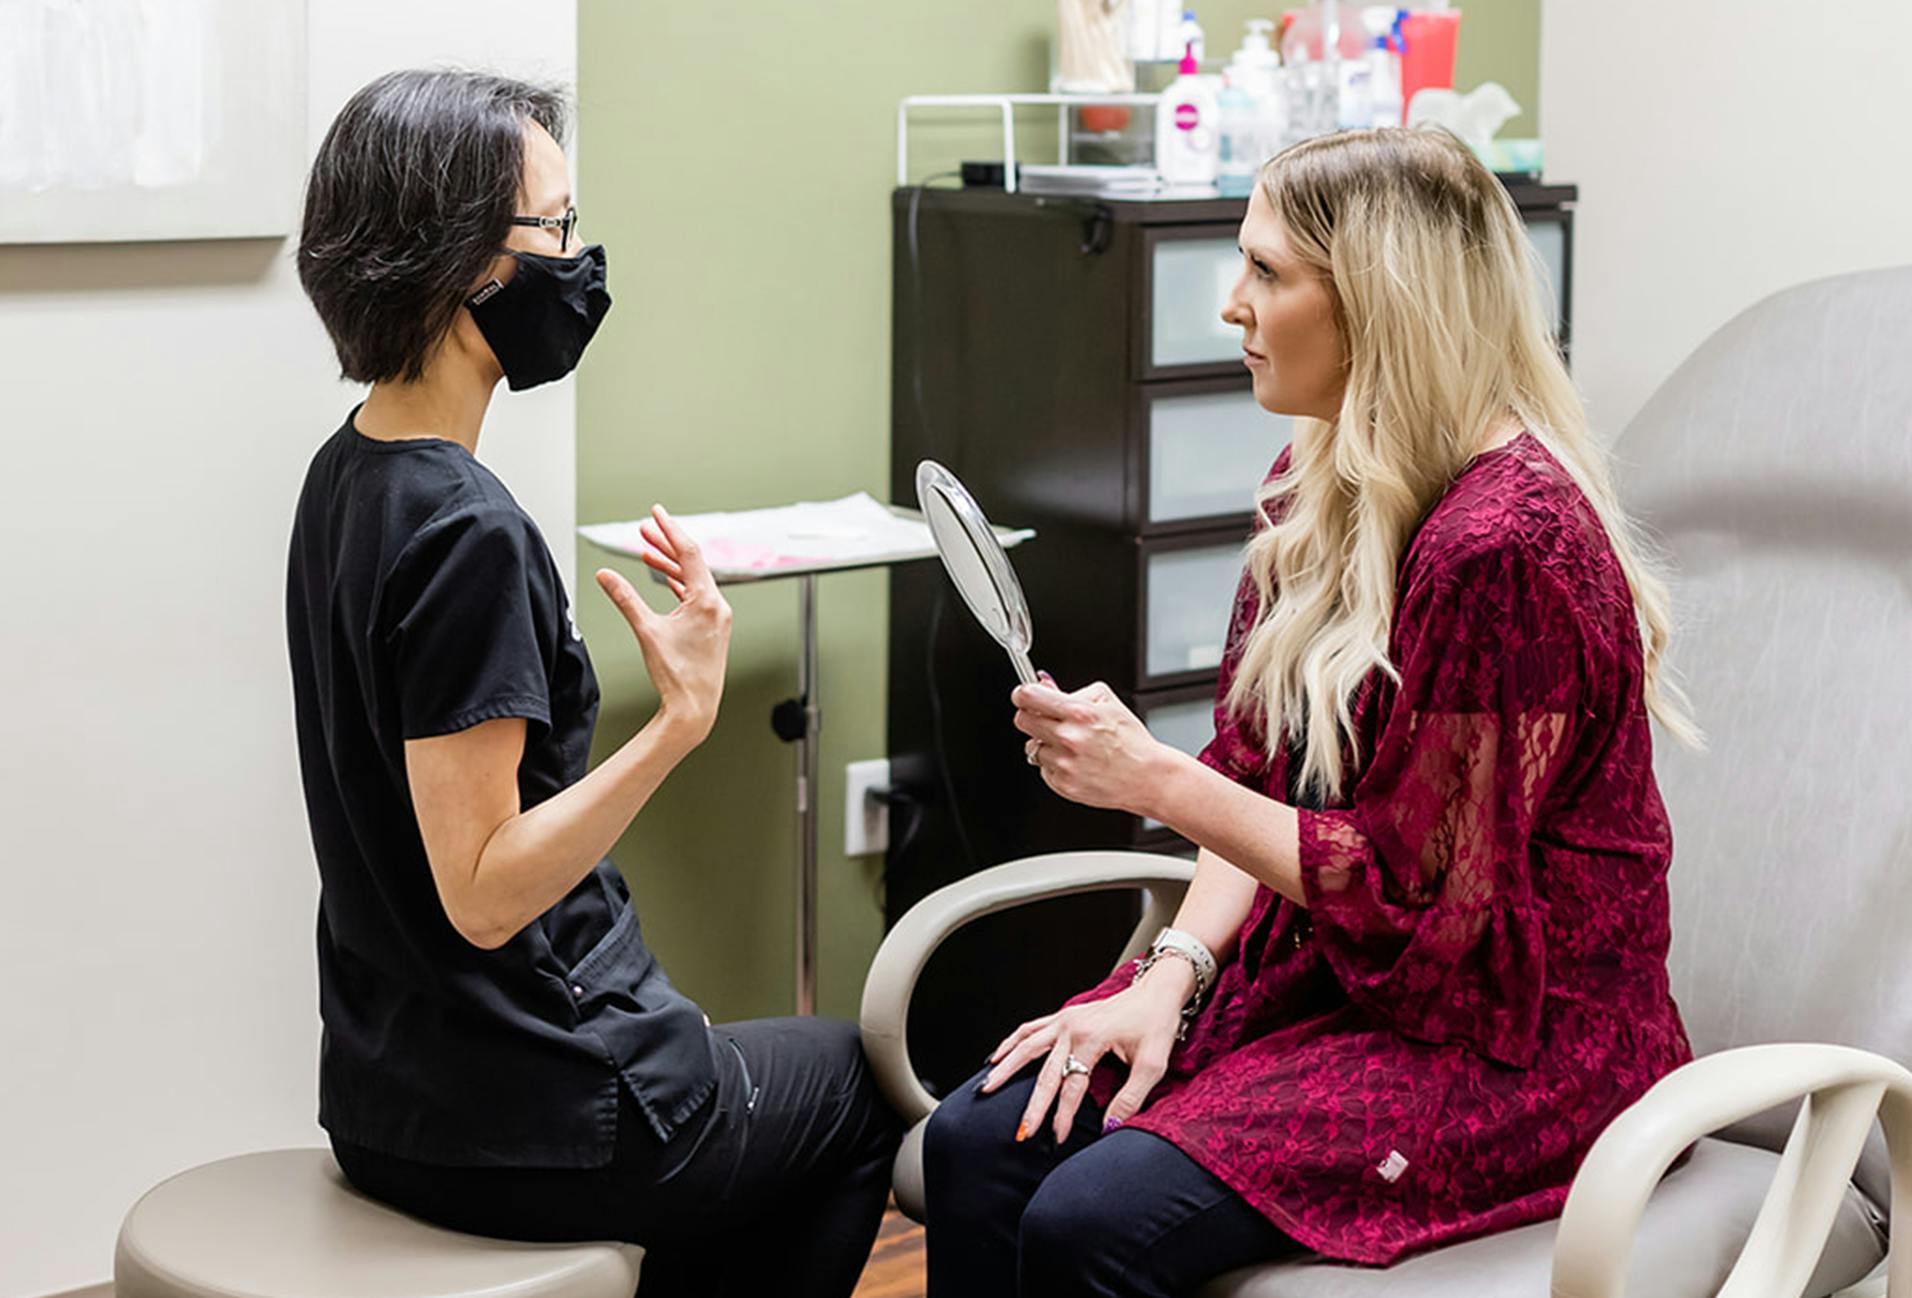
top-left (1297, 541), bottom-right (1590, 1067)
top-left (1197, 565), bottom-right (1270, 785)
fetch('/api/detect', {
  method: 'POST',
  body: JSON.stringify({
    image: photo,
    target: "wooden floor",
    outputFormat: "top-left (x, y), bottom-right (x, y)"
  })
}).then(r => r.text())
top-left (852, 1206), bottom-right (927, 1298)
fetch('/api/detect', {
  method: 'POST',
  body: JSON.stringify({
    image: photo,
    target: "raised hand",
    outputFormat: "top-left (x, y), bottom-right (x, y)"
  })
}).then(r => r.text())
top-left (595, 504), bottom-right (732, 746)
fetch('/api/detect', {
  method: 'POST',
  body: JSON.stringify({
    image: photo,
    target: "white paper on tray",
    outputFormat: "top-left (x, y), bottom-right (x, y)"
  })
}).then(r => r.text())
top-left (580, 492), bottom-right (944, 576)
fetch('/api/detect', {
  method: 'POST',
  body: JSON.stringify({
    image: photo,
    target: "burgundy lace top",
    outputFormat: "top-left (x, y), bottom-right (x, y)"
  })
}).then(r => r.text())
top-left (1073, 433), bottom-right (1692, 1265)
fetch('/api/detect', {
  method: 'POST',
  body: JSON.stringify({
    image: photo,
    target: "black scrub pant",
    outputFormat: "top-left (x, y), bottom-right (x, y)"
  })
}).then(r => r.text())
top-left (332, 1017), bottom-right (903, 1298)
top-left (922, 1067), bottom-right (1296, 1298)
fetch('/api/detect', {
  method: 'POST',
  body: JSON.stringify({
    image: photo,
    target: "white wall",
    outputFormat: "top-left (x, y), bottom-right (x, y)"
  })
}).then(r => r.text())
top-left (0, 6), bottom-right (577, 1296)
top-left (1541, 0), bottom-right (1912, 438)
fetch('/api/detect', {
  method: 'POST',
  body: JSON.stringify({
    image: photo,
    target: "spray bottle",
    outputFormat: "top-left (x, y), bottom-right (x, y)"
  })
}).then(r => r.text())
top-left (1367, 34), bottom-right (1403, 126)
top-left (1177, 8), bottom-right (1207, 62)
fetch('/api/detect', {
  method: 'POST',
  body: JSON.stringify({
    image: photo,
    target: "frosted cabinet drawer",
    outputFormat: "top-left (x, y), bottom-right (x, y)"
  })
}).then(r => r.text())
top-left (1142, 541), bottom-right (1243, 681)
top-left (1525, 217), bottom-right (1568, 338)
top-left (1145, 216), bottom-right (1568, 374)
top-left (1138, 692), bottom-right (1217, 830)
top-left (1144, 693), bottom-right (1216, 750)
top-left (1147, 387), bottom-right (1290, 525)
top-left (1148, 236), bottom-right (1244, 372)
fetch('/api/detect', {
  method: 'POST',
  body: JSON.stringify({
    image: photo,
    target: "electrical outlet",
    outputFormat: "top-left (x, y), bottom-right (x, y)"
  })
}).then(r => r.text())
top-left (844, 758), bottom-right (891, 856)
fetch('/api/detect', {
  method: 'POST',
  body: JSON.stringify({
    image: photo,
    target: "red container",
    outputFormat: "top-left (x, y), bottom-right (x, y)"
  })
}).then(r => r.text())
top-left (1399, 10), bottom-right (1462, 117)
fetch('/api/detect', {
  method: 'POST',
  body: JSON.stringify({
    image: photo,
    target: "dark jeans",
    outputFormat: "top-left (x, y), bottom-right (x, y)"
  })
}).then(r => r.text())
top-left (332, 1017), bottom-right (903, 1298)
top-left (923, 1067), bottom-right (1296, 1298)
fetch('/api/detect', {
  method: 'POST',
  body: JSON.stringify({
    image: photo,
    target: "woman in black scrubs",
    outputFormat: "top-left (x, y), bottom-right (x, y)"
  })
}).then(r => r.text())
top-left (285, 70), bottom-right (900, 1298)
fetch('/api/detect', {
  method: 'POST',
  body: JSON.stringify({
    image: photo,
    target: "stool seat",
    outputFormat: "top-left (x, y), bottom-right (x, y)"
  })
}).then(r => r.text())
top-left (115, 1148), bottom-right (644, 1298)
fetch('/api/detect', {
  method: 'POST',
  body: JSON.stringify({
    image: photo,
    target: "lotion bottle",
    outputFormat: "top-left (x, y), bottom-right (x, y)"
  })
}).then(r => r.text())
top-left (1154, 42), bottom-right (1220, 186)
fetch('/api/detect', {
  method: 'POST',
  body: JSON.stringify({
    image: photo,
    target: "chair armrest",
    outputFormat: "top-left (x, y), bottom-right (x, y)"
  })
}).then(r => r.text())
top-left (858, 851), bottom-right (1196, 1123)
top-left (1552, 1043), bottom-right (1912, 1298)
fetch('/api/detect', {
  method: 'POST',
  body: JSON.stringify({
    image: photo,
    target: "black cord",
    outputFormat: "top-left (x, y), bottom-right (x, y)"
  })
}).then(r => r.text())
top-left (926, 587), bottom-right (978, 870)
top-left (907, 171), bottom-right (963, 476)
top-left (870, 785), bottom-right (926, 867)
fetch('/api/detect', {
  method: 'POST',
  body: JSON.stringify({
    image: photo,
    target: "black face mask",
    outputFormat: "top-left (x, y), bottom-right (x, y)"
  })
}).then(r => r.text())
top-left (466, 243), bottom-right (612, 391)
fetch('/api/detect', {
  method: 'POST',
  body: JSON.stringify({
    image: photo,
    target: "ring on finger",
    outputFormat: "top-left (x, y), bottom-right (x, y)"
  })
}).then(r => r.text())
top-left (1026, 740), bottom-right (1044, 767)
top-left (1062, 1054), bottom-right (1091, 1078)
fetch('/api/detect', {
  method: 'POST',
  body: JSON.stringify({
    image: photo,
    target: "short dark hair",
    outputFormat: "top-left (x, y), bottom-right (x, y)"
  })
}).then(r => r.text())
top-left (297, 70), bottom-right (570, 384)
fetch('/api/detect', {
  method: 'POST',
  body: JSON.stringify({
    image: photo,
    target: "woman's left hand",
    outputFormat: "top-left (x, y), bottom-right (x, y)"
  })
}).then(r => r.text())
top-left (1013, 679), bottom-right (1172, 817)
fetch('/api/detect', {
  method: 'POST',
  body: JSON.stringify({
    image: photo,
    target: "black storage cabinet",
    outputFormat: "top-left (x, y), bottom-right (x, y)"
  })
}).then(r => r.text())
top-left (886, 182), bottom-right (1576, 1096)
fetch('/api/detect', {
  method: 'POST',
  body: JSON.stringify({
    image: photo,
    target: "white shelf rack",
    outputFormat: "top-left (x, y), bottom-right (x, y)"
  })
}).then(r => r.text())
top-left (896, 92), bottom-right (1161, 193)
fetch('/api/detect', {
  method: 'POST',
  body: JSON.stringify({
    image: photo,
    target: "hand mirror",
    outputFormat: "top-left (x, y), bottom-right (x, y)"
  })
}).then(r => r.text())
top-left (915, 460), bottom-right (1038, 686)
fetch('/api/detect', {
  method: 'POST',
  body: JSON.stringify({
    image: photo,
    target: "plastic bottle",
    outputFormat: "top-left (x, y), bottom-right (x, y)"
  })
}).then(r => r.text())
top-left (1228, 18), bottom-right (1280, 100)
top-left (1216, 70), bottom-right (1258, 197)
top-left (1154, 42), bottom-right (1219, 186)
top-left (1366, 32), bottom-right (1402, 127)
top-left (1217, 20), bottom-right (1281, 195)
top-left (1129, 0), bottom-right (1165, 62)
top-left (1264, 63), bottom-right (1293, 152)
top-left (1279, 3), bottom-right (1366, 138)
top-left (1176, 8), bottom-right (1206, 63)
top-left (1154, 3), bottom-right (1181, 66)
top-left (1335, 50), bottom-right (1372, 130)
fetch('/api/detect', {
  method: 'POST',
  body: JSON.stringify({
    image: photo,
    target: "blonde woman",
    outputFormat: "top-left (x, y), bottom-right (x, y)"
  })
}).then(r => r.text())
top-left (922, 127), bottom-right (1697, 1297)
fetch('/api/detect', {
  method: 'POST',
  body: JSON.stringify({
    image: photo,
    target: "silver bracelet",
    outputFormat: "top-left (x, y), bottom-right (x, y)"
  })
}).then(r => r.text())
top-left (1131, 927), bottom-right (1218, 1040)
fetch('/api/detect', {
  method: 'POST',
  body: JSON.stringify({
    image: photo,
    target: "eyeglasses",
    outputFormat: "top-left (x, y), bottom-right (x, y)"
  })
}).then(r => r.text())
top-left (509, 205), bottom-right (578, 253)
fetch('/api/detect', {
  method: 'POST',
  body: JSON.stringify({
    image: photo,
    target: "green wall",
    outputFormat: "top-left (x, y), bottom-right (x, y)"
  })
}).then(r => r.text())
top-left (1448, 0), bottom-right (1540, 138)
top-left (576, 1), bottom-right (1538, 1023)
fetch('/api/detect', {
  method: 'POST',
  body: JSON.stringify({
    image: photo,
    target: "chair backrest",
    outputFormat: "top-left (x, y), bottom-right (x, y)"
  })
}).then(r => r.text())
top-left (1616, 266), bottom-right (1912, 1207)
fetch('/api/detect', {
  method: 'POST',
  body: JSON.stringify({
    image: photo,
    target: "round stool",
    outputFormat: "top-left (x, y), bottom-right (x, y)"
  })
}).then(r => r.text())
top-left (115, 1148), bottom-right (644, 1298)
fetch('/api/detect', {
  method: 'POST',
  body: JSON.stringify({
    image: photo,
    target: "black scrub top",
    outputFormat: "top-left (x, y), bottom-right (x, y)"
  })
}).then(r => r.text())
top-left (285, 408), bottom-right (715, 1168)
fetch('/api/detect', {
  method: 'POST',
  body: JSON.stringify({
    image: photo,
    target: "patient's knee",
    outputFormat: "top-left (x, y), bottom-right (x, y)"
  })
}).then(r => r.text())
top-left (923, 1073), bottom-right (1014, 1181)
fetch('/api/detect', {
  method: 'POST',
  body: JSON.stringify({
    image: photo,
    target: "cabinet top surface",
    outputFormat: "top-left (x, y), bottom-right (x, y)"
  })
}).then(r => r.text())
top-left (894, 178), bottom-right (1576, 225)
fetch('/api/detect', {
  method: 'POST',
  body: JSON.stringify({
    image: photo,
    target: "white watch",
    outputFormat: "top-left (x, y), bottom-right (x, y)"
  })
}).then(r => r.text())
top-left (1131, 927), bottom-right (1219, 1041)
top-left (1149, 927), bottom-right (1218, 997)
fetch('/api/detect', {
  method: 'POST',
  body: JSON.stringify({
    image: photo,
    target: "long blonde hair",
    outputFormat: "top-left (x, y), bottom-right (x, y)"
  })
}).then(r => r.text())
top-left (1226, 127), bottom-right (1700, 801)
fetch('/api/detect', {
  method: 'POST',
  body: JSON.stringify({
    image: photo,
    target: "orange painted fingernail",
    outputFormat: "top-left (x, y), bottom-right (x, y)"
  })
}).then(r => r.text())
top-left (1015, 1122), bottom-right (1030, 1143)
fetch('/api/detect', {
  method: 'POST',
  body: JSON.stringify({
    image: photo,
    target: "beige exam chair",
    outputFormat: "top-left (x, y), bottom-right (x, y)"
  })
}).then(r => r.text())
top-left (859, 266), bottom-right (1912, 1298)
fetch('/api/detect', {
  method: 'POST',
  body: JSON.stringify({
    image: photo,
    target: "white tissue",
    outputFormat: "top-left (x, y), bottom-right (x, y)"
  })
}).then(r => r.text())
top-left (1404, 81), bottom-right (1522, 153)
